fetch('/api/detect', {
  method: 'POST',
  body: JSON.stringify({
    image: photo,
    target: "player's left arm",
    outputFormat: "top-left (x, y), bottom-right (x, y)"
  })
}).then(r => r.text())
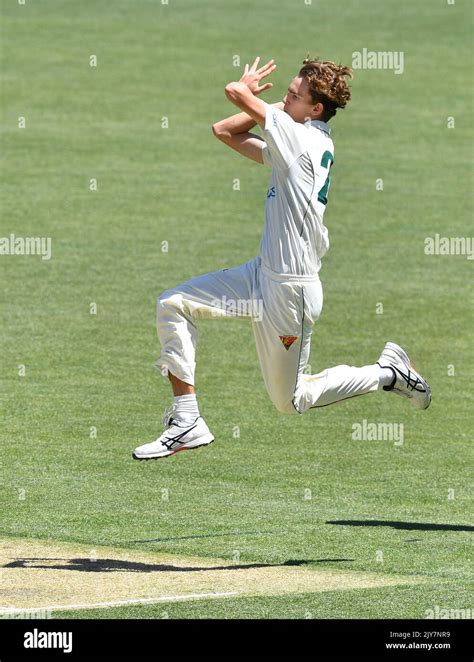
top-left (224, 57), bottom-right (276, 127)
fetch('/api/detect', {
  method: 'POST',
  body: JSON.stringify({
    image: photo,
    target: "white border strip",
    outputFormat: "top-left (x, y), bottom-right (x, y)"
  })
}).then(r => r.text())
top-left (0, 591), bottom-right (239, 614)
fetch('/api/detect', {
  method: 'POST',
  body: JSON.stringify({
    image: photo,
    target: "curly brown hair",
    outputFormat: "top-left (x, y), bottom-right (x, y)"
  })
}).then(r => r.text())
top-left (299, 57), bottom-right (353, 122)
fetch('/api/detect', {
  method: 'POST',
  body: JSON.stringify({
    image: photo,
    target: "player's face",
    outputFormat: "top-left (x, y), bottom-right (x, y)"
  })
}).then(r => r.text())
top-left (283, 76), bottom-right (322, 123)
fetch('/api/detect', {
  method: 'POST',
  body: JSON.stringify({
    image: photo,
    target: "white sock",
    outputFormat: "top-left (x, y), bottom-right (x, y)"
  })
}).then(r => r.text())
top-left (377, 365), bottom-right (396, 390)
top-left (173, 394), bottom-right (199, 423)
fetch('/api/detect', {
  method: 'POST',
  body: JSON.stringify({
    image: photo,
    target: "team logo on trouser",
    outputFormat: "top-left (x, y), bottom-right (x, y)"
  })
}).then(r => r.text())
top-left (279, 335), bottom-right (299, 350)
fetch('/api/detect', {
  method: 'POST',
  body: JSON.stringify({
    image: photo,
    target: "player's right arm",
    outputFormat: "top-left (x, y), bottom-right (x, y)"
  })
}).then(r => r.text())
top-left (212, 103), bottom-right (284, 164)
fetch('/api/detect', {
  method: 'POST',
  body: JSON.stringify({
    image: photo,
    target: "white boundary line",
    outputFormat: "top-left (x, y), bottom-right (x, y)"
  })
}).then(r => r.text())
top-left (0, 591), bottom-right (239, 614)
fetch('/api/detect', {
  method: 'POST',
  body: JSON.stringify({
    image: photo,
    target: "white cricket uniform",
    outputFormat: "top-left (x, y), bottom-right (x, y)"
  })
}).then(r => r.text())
top-left (155, 103), bottom-right (379, 413)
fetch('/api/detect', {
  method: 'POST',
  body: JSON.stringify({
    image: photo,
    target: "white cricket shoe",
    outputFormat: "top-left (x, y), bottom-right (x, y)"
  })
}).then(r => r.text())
top-left (377, 341), bottom-right (431, 409)
top-left (133, 406), bottom-right (214, 460)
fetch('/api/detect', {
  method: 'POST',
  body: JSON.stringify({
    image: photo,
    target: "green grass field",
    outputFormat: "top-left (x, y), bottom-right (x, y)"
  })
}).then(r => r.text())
top-left (1, 0), bottom-right (473, 621)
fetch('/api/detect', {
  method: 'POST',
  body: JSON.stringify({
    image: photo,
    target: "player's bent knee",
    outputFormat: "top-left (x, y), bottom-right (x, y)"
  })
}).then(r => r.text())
top-left (157, 289), bottom-right (180, 320)
top-left (270, 392), bottom-right (299, 415)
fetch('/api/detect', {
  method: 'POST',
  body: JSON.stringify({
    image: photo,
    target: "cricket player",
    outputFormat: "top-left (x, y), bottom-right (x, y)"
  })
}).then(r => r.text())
top-left (133, 57), bottom-right (431, 461)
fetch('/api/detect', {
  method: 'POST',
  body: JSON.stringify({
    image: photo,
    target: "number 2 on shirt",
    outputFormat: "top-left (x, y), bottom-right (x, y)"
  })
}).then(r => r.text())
top-left (317, 150), bottom-right (334, 206)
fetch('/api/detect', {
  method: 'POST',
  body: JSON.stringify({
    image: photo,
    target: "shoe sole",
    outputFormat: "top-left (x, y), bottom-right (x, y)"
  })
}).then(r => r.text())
top-left (132, 435), bottom-right (215, 461)
top-left (380, 342), bottom-right (431, 410)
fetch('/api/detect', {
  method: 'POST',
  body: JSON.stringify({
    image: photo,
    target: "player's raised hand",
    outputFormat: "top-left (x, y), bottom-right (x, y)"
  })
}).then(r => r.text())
top-left (239, 57), bottom-right (277, 95)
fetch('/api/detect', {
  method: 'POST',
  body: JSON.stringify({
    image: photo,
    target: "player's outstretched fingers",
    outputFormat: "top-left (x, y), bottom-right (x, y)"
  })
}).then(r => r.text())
top-left (257, 59), bottom-right (275, 75)
top-left (259, 64), bottom-right (276, 81)
top-left (249, 56), bottom-right (261, 72)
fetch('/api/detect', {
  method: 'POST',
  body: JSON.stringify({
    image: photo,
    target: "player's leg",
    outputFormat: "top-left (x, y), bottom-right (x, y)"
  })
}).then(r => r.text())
top-left (250, 272), bottom-right (319, 414)
top-left (292, 275), bottom-right (385, 409)
top-left (294, 344), bottom-right (430, 411)
top-left (289, 278), bottom-right (431, 410)
top-left (133, 259), bottom-right (258, 460)
top-left (154, 262), bottom-right (255, 385)
top-left (253, 273), bottom-right (430, 414)
top-left (168, 373), bottom-right (195, 395)
top-left (253, 325), bottom-right (392, 415)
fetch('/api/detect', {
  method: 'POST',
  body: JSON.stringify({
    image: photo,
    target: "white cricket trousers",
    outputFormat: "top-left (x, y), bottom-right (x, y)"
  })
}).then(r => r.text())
top-left (155, 257), bottom-right (380, 414)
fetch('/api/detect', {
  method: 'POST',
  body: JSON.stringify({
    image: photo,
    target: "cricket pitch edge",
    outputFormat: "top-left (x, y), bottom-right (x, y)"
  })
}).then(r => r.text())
top-left (0, 537), bottom-right (422, 613)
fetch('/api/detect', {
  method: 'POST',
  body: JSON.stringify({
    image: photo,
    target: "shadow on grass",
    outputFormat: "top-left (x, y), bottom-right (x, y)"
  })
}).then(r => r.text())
top-left (4, 557), bottom-right (354, 573)
top-left (327, 520), bottom-right (474, 532)
top-left (128, 529), bottom-right (285, 544)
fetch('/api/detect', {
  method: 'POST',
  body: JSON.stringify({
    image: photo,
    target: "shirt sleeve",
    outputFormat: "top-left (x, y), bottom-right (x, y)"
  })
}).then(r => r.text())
top-left (260, 102), bottom-right (308, 170)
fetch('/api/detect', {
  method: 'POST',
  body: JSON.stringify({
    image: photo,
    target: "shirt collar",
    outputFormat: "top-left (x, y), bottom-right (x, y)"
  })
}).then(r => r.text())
top-left (305, 118), bottom-right (331, 135)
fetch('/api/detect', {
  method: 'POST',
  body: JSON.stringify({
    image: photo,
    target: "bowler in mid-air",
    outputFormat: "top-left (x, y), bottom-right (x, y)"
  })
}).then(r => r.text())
top-left (133, 56), bottom-right (431, 461)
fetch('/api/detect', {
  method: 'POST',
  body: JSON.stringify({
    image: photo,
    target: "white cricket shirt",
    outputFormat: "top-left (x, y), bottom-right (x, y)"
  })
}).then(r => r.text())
top-left (260, 102), bottom-right (335, 276)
